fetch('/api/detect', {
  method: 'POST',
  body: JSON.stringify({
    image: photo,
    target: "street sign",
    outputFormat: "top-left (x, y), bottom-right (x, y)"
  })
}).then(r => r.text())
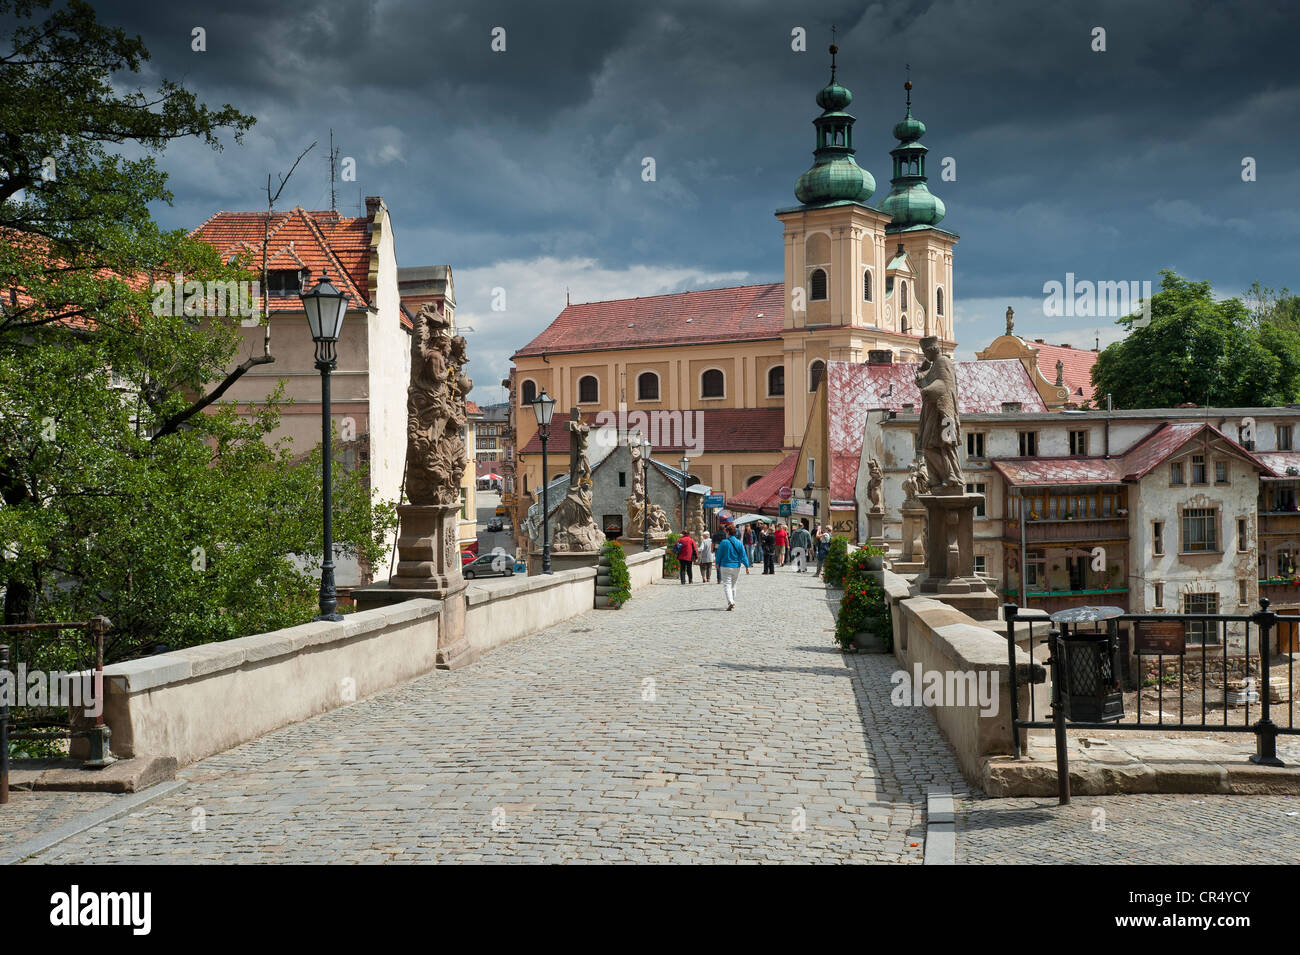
top-left (793, 499), bottom-right (814, 516)
top-left (778, 502), bottom-right (792, 518)
top-left (704, 493), bottom-right (725, 508)
top-left (779, 486), bottom-right (792, 501)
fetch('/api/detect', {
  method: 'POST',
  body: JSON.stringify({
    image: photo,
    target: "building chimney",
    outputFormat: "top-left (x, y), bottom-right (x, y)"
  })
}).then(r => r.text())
top-left (866, 349), bottom-right (894, 365)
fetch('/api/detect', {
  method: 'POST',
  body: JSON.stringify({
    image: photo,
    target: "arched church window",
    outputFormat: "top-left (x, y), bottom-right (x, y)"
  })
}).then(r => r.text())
top-left (768, 364), bottom-right (784, 397)
top-left (701, 368), bottom-right (725, 399)
top-left (901, 314), bottom-right (910, 335)
top-left (900, 281), bottom-right (908, 309)
top-left (520, 379), bottom-right (537, 407)
top-left (636, 371), bottom-right (659, 401)
top-left (578, 375), bottom-right (599, 403)
top-left (863, 270), bottom-right (873, 302)
top-left (937, 287), bottom-right (945, 316)
top-left (809, 360), bottom-right (825, 393)
top-left (810, 268), bottom-right (828, 301)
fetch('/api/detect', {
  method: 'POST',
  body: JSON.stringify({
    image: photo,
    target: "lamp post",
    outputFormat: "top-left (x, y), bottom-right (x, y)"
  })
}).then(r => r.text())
top-left (531, 388), bottom-right (556, 574)
top-left (300, 270), bottom-right (350, 622)
top-left (679, 453), bottom-right (690, 534)
top-left (803, 482), bottom-right (819, 526)
top-left (641, 435), bottom-right (652, 553)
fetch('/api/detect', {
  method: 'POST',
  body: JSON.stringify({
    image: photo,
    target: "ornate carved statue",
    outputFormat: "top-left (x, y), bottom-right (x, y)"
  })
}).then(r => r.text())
top-left (1005, 305), bottom-right (1015, 336)
top-left (547, 408), bottom-right (604, 552)
top-left (867, 458), bottom-right (884, 513)
top-left (1055, 358), bottom-right (1065, 387)
top-left (902, 457), bottom-right (929, 505)
top-left (404, 304), bottom-right (470, 507)
top-left (915, 335), bottom-right (964, 494)
top-left (627, 438), bottom-right (671, 537)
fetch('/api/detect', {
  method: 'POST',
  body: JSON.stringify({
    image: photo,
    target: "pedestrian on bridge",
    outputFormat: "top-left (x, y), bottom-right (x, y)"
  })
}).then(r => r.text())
top-left (675, 532), bottom-right (696, 584)
top-left (716, 525), bottom-right (751, 611)
top-left (697, 534), bottom-right (714, 582)
top-left (790, 520), bottom-right (813, 572)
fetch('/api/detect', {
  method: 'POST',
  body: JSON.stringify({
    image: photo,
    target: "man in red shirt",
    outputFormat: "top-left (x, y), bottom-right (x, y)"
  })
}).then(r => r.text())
top-left (675, 533), bottom-right (696, 584)
top-left (774, 524), bottom-right (789, 567)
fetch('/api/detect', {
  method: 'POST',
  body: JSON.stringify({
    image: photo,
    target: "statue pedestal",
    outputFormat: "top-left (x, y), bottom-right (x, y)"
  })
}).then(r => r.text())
top-left (911, 492), bottom-right (999, 621)
top-left (866, 510), bottom-right (885, 549)
top-left (892, 502), bottom-right (928, 574)
top-left (354, 503), bottom-right (478, 669)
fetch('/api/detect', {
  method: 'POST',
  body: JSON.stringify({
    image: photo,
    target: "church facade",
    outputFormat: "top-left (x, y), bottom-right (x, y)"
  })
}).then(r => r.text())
top-left (509, 46), bottom-right (956, 515)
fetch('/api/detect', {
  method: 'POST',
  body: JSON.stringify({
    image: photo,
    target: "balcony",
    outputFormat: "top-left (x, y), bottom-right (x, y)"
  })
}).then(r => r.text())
top-left (1259, 512), bottom-right (1300, 536)
top-left (1001, 518), bottom-right (1129, 543)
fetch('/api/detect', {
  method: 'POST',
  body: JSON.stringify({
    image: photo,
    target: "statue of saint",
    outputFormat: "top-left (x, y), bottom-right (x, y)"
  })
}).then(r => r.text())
top-left (867, 458), bottom-right (883, 513)
top-left (914, 335), bottom-right (964, 494)
top-left (1005, 306), bottom-right (1015, 336)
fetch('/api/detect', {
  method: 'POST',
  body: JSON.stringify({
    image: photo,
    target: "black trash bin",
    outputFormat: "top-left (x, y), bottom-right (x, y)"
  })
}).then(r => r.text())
top-left (1049, 606), bottom-right (1125, 723)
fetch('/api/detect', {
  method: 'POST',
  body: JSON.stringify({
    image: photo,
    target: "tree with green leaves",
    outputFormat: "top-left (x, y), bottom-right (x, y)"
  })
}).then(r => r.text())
top-left (1091, 271), bottom-right (1300, 410)
top-left (0, 0), bottom-right (396, 658)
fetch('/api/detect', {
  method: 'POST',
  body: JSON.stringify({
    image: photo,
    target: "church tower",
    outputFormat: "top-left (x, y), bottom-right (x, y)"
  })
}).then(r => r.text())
top-left (776, 48), bottom-right (956, 448)
top-left (879, 78), bottom-right (957, 344)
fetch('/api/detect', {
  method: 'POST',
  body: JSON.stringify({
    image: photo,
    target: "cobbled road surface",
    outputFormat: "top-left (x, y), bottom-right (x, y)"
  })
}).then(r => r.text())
top-left (22, 569), bottom-right (969, 864)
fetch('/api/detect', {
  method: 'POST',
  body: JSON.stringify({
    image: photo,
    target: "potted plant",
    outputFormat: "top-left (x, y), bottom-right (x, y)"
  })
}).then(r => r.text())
top-left (663, 532), bottom-right (680, 579)
top-left (834, 565), bottom-right (891, 652)
top-left (823, 535), bottom-right (851, 587)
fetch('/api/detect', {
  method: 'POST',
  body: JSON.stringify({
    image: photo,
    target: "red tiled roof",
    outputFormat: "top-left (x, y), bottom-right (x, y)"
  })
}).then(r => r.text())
top-left (518, 408), bottom-right (784, 454)
top-left (466, 401), bottom-right (482, 415)
top-left (992, 421), bottom-right (1269, 486)
top-left (512, 283), bottom-right (784, 358)
top-left (1255, 452), bottom-right (1300, 478)
top-left (189, 207), bottom-right (372, 312)
top-left (826, 359), bottom-right (1046, 502)
top-left (992, 457), bottom-right (1123, 486)
top-left (729, 451), bottom-right (798, 512)
top-left (1023, 339), bottom-right (1099, 402)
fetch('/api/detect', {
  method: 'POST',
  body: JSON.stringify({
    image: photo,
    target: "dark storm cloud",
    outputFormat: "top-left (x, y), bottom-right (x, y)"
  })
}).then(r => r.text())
top-left (42, 0), bottom-right (1300, 384)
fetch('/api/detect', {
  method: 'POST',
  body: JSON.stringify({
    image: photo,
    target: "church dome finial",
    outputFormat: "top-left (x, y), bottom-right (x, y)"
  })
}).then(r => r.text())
top-left (880, 72), bottom-right (945, 230)
top-left (794, 39), bottom-right (874, 206)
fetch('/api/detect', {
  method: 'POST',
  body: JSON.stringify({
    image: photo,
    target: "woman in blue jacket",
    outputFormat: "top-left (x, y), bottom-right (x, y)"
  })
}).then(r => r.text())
top-left (715, 525), bottom-right (751, 611)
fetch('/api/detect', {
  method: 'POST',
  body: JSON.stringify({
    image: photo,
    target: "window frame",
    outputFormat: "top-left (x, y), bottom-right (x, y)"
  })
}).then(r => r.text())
top-left (767, 364), bottom-right (785, 397)
top-left (699, 367), bottom-right (726, 400)
top-left (635, 370), bottom-right (660, 403)
top-left (808, 359), bottom-right (825, 394)
top-left (1180, 506), bottom-right (1220, 554)
top-left (519, 379), bottom-right (537, 407)
top-left (1017, 430), bottom-right (1038, 457)
top-left (809, 268), bottom-right (828, 302)
top-left (577, 374), bottom-right (600, 404)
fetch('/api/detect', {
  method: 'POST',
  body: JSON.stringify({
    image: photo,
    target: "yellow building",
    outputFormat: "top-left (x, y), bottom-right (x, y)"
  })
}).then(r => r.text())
top-left (510, 46), bottom-right (956, 521)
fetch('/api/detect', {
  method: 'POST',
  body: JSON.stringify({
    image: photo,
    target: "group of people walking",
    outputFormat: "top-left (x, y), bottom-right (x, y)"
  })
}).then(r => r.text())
top-left (672, 519), bottom-right (835, 610)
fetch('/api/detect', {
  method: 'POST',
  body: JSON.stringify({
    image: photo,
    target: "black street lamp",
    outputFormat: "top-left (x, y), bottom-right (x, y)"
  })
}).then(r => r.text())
top-left (301, 270), bottom-right (350, 622)
top-left (641, 435), bottom-right (652, 553)
top-left (803, 482), bottom-right (819, 523)
top-left (531, 388), bottom-right (556, 574)
top-left (679, 454), bottom-right (690, 534)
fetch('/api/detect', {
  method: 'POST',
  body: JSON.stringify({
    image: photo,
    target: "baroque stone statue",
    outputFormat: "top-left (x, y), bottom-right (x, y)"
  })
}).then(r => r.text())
top-left (867, 458), bottom-right (883, 513)
top-left (902, 457), bottom-right (928, 505)
top-left (404, 304), bottom-right (470, 506)
top-left (627, 438), bottom-right (671, 537)
top-left (1005, 305), bottom-right (1015, 336)
top-left (915, 335), bottom-right (964, 494)
top-left (548, 408), bottom-right (604, 552)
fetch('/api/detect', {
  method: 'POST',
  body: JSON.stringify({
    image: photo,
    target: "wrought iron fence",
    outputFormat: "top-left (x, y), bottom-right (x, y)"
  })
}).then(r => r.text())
top-left (1004, 599), bottom-right (1297, 804)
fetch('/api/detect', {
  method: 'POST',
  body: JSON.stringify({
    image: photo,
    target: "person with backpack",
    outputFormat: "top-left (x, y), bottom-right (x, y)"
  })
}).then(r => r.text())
top-left (790, 520), bottom-right (813, 572)
top-left (715, 524), bottom-right (751, 611)
top-left (697, 533), bottom-right (714, 582)
top-left (674, 532), bottom-right (696, 584)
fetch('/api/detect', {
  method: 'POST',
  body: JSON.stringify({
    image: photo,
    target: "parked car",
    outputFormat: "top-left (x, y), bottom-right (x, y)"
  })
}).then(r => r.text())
top-left (462, 551), bottom-right (515, 580)
top-left (495, 504), bottom-right (509, 517)
top-left (486, 518), bottom-right (504, 532)
top-left (460, 550), bottom-right (477, 566)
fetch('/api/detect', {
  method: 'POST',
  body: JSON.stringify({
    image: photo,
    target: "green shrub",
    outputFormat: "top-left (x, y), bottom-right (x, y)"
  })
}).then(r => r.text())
top-left (603, 540), bottom-right (632, 608)
top-left (834, 572), bottom-right (891, 651)
top-left (823, 535), bottom-right (850, 587)
top-left (844, 543), bottom-right (885, 582)
top-left (663, 532), bottom-right (680, 577)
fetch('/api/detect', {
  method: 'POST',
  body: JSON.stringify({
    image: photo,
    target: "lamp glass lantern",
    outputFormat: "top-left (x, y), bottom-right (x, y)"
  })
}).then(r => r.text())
top-left (531, 388), bottom-right (556, 429)
top-left (301, 270), bottom-right (349, 367)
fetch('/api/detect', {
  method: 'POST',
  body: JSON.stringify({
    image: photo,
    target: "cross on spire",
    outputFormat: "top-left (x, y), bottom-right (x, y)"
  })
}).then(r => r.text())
top-left (829, 24), bottom-right (838, 79)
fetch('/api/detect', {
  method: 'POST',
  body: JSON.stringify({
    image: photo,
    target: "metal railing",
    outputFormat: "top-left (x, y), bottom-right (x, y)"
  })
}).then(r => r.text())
top-left (0, 615), bottom-right (112, 805)
top-left (1004, 599), bottom-right (1296, 804)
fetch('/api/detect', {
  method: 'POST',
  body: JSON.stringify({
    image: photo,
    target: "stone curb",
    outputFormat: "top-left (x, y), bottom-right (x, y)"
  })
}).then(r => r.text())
top-left (8, 756), bottom-right (178, 794)
top-left (981, 755), bottom-right (1300, 796)
top-left (923, 786), bottom-right (956, 865)
top-left (0, 780), bottom-right (188, 865)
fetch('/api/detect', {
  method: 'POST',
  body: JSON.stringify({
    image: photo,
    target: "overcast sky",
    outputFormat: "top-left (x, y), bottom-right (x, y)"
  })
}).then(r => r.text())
top-left (75, 0), bottom-right (1300, 403)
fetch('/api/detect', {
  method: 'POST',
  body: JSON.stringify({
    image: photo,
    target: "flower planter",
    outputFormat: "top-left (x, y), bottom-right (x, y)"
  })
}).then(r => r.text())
top-left (851, 631), bottom-right (890, 653)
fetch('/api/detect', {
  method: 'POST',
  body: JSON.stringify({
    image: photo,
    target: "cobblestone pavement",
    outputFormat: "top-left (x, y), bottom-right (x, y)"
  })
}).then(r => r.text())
top-left (24, 569), bottom-right (968, 864)
top-left (0, 791), bottom-right (119, 855)
top-left (957, 794), bottom-right (1300, 864)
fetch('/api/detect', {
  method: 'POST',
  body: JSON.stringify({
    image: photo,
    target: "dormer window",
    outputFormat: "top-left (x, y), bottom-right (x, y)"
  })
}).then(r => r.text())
top-left (268, 269), bottom-right (303, 297)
